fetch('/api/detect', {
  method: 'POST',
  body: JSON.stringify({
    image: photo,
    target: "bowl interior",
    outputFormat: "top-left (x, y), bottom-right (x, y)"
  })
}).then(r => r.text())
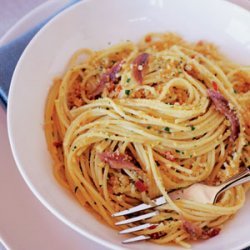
top-left (7, 0), bottom-right (250, 249)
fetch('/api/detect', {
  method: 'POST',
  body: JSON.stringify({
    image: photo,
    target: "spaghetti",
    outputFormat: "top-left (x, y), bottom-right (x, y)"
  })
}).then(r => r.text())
top-left (44, 33), bottom-right (250, 247)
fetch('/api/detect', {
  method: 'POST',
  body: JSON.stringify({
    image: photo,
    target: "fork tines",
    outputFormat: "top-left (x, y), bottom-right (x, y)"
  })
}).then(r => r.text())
top-left (122, 235), bottom-right (151, 244)
top-left (115, 211), bottom-right (159, 226)
top-left (119, 222), bottom-right (159, 234)
top-left (113, 196), bottom-right (167, 243)
top-left (112, 196), bottom-right (166, 217)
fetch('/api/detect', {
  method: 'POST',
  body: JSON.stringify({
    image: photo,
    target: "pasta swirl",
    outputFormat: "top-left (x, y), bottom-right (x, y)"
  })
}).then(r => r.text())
top-left (44, 33), bottom-right (250, 247)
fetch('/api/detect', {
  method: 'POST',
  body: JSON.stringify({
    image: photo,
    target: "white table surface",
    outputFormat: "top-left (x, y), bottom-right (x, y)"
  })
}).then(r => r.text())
top-left (0, 0), bottom-right (249, 250)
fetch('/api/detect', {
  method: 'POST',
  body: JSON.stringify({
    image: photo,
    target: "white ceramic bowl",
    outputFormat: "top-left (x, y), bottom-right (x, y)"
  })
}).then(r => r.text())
top-left (7, 0), bottom-right (250, 249)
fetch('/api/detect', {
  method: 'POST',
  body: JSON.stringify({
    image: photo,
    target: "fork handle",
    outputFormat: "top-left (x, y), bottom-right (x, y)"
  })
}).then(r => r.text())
top-left (215, 166), bottom-right (250, 200)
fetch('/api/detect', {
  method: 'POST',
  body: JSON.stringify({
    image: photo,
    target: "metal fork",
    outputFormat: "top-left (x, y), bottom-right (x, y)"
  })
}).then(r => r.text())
top-left (112, 167), bottom-right (250, 243)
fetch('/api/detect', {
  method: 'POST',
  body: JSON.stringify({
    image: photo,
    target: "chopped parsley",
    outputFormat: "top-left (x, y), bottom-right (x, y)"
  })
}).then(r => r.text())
top-left (125, 89), bottom-right (130, 95)
top-left (147, 126), bottom-right (151, 129)
top-left (190, 125), bottom-right (195, 131)
top-left (233, 89), bottom-right (237, 94)
top-left (126, 78), bottom-right (131, 83)
top-left (164, 127), bottom-right (171, 133)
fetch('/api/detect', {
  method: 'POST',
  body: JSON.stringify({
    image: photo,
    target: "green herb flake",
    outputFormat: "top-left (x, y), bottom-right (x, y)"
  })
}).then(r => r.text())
top-left (190, 125), bottom-right (195, 131)
top-left (126, 78), bottom-right (131, 83)
top-left (147, 126), bottom-right (151, 129)
top-left (175, 149), bottom-right (181, 153)
top-left (233, 89), bottom-right (237, 94)
top-left (164, 127), bottom-right (171, 133)
top-left (125, 89), bottom-right (130, 95)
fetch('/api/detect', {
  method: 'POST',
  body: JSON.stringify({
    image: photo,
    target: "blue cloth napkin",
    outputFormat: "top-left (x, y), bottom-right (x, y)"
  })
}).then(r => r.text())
top-left (0, 0), bottom-right (80, 108)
